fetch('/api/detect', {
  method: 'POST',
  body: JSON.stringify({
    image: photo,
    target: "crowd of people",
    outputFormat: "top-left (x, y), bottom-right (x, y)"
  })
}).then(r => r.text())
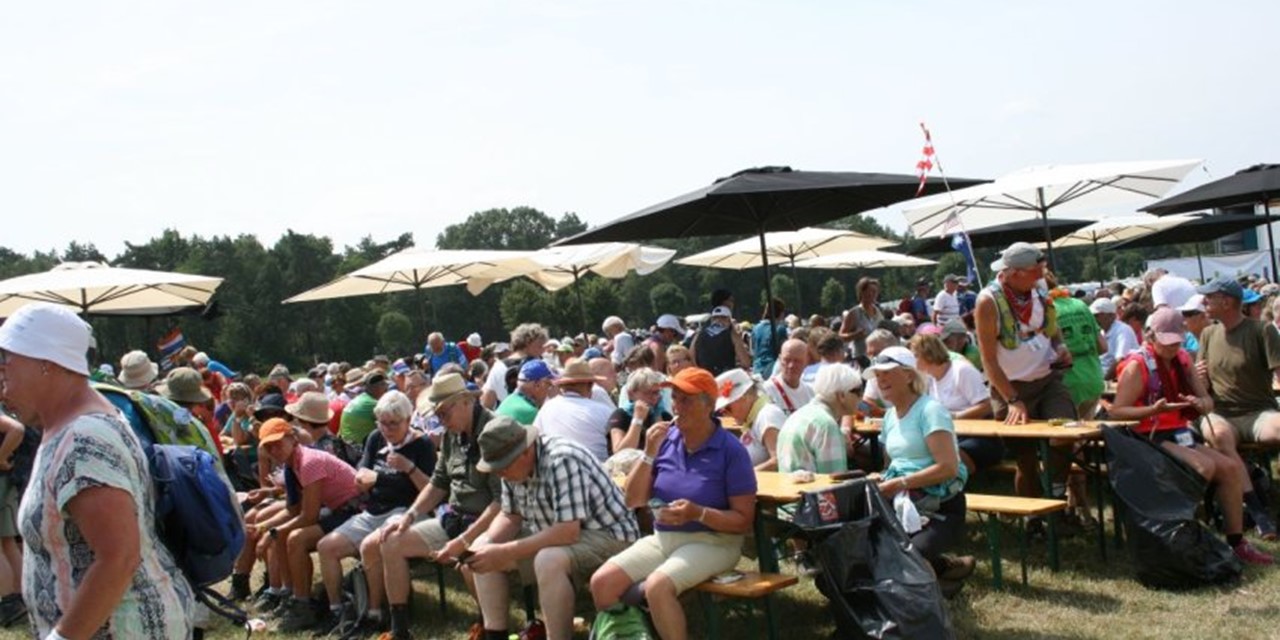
top-left (1, 240), bottom-right (1280, 639)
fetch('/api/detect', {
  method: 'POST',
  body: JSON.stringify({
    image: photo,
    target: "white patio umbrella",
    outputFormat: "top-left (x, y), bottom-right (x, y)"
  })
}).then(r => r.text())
top-left (283, 249), bottom-right (542, 330)
top-left (676, 227), bottom-right (895, 313)
top-left (902, 159), bottom-right (1202, 267)
top-left (521, 242), bottom-right (677, 331)
top-left (0, 261), bottom-right (222, 318)
top-left (1035, 214), bottom-right (1197, 285)
top-left (793, 250), bottom-right (937, 270)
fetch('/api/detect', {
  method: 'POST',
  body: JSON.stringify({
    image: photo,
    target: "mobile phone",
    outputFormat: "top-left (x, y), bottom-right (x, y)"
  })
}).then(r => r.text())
top-left (454, 550), bottom-right (475, 566)
top-left (648, 498), bottom-right (668, 511)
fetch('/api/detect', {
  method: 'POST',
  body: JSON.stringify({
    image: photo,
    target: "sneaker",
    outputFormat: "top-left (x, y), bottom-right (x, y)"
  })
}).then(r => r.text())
top-left (937, 554), bottom-right (976, 581)
top-left (310, 607), bottom-right (344, 638)
top-left (227, 574), bottom-right (252, 601)
top-left (338, 614), bottom-right (389, 640)
top-left (277, 599), bottom-right (319, 633)
top-left (0, 595), bottom-right (26, 627)
top-left (1253, 510), bottom-right (1278, 542)
top-left (1234, 539), bottom-right (1275, 565)
top-left (252, 590), bottom-right (285, 614)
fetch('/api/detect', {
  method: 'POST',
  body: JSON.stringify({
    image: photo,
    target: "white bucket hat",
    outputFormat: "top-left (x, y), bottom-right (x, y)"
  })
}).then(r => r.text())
top-left (0, 303), bottom-right (92, 376)
top-left (118, 350), bottom-right (160, 389)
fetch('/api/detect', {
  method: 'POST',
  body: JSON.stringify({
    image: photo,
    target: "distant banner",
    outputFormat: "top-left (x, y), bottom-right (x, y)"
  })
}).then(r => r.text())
top-left (1146, 250), bottom-right (1275, 282)
top-left (157, 328), bottom-right (186, 371)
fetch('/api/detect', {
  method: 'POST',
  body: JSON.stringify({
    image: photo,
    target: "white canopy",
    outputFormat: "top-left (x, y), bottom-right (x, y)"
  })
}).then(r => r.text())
top-left (675, 227), bottom-right (896, 270)
top-left (283, 248), bottom-right (541, 303)
top-left (902, 159), bottom-right (1202, 240)
top-left (0, 261), bottom-right (222, 318)
top-left (522, 242), bottom-right (675, 292)
top-left (1036, 214), bottom-right (1198, 249)
top-left (793, 250), bottom-right (937, 269)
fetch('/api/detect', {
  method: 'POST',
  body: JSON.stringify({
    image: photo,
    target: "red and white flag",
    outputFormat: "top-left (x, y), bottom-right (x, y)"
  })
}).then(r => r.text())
top-left (914, 122), bottom-right (935, 197)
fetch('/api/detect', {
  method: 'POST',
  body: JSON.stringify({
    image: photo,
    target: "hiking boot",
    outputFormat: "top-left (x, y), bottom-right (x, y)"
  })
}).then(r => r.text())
top-left (938, 578), bottom-right (965, 599)
top-left (1252, 510), bottom-right (1278, 542)
top-left (0, 594), bottom-right (26, 627)
top-left (310, 607), bottom-right (344, 638)
top-left (227, 573), bottom-right (252, 601)
top-left (336, 612), bottom-right (388, 639)
top-left (277, 599), bottom-right (319, 632)
top-left (937, 554), bottom-right (976, 581)
top-left (252, 590), bottom-right (285, 614)
top-left (1234, 539), bottom-right (1275, 565)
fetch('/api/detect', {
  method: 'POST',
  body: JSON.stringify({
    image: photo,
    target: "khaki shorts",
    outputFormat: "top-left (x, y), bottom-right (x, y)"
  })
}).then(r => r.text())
top-left (477, 527), bottom-right (631, 586)
top-left (333, 508), bottom-right (407, 545)
top-left (410, 517), bottom-right (453, 551)
top-left (609, 530), bottom-right (744, 593)
top-left (1210, 410), bottom-right (1280, 444)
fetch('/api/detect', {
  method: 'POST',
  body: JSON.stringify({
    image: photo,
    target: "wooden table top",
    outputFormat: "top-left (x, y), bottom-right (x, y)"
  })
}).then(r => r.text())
top-left (753, 471), bottom-right (844, 504)
top-left (853, 419), bottom-right (1128, 440)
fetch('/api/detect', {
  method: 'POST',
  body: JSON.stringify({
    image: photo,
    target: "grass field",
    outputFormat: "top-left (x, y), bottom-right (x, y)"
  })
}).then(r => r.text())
top-left (4, 487), bottom-right (1280, 639)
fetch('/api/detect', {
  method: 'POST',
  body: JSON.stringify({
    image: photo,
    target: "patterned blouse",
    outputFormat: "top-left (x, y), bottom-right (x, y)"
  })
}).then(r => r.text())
top-left (19, 412), bottom-right (192, 639)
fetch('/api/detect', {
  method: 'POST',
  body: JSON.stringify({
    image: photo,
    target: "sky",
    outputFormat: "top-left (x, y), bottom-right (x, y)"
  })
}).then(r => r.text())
top-left (2, 1), bottom-right (1277, 257)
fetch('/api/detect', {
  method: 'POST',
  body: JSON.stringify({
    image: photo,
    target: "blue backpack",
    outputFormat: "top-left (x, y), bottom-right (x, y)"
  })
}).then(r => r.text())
top-left (95, 384), bottom-right (248, 625)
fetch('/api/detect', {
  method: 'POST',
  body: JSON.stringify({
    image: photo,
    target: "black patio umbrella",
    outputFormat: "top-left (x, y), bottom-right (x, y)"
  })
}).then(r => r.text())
top-left (1142, 163), bottom-right (1280, 278)
top-left (900, 217), bottom-right (1094, 256)
top-left (553, 166), bottom-right (987, 350)
top-left (1106, 212), bottom-right (1280, 280)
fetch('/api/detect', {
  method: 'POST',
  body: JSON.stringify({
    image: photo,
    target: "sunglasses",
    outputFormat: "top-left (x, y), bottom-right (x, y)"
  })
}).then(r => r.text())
top-left (873, 354), bottom-right (911, 368)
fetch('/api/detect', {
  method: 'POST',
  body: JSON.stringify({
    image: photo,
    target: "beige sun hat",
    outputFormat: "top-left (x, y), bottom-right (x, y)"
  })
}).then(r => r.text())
top-left (285, 391), bottom-right (334, 424)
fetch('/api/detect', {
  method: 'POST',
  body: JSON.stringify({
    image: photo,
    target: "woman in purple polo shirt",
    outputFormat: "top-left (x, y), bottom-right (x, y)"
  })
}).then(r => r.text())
top-left (590, 367), bottom-right (757, 640)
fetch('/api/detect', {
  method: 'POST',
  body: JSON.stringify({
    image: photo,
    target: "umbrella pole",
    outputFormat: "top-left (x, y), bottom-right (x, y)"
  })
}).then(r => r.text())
top-left (758, 227), bottom-right (780, 358)
top-left (573, 269), bottom-right (588, 337)
top-left (1038, 188), bottom-right (1057, 271)
top-left (1092, 238), bottom-right (1105, 288)
top-left (789, 256), bottom-right (802, 317)
top-left (1266, 197), bottom-right (1278, 281)
top-left (1195, 242), bottom-right (1205, 281)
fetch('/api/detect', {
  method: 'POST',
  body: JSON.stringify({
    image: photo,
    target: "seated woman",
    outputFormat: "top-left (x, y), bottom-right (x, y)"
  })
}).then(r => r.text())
top-left (252, 419), bottom-right (362, 631)
top-left (608, 368), bottom-right (671, 453)
top-left (716, 368), bottom-right (785, 470)
top-left (777, 364), bottom-right (862, 473)
top-left (665, 344), bottom-right (694, 376)
top-left (866, 346), bottom-right (974, 595)
top-left (590, 368), bottom-right (756, 640)
top-left (314, 391), bottom-right (436, 634)
top-left (1109, 308), bottom-right (1272, 565)
top-left (908, 334), bottom-right (1002, 474)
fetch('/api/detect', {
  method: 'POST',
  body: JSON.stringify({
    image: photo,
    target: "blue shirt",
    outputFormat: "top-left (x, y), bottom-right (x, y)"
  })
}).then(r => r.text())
top-left (1183, 331), bottom-right (1200, 357)
top-left (751, 321), bottom-right (788, 377)
top-left (425, 342), bottom-right (466, 375)
top-left (879, 395), bottom-right (967, 498)
top-left (652, 422), bottom-right (757, 533)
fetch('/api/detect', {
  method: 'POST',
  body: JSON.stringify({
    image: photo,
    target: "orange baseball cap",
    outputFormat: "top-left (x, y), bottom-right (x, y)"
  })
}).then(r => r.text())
top-left (258, 418), bottom-right (295, 445)
top-left (661, 367), bottom-right (718, 397)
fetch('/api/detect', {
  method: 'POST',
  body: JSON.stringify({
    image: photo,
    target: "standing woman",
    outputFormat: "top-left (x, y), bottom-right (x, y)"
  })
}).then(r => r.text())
top-left (0, 303), bottom-right (192, 639)
top-left (840, 277), bottom-right (884, 359)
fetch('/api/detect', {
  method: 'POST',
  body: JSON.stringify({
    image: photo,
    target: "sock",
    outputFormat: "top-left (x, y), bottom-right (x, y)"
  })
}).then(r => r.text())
top-left (330, 603), bottom-right (342, 614)
top-left (366, 608), bottom-right (383, 621)
top-left (270, 586), bottom-right (289, 596)
top-left (389, 605), bottom-right (410, 633)
top-left (1228, 533), bottom-right (1244, 547)
top-left (484, 631), bottom-right (509, 640)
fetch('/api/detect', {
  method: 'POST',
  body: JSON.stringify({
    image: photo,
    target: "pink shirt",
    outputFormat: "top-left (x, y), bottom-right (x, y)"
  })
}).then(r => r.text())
top-left (294, 445), bottom-right (360, 510)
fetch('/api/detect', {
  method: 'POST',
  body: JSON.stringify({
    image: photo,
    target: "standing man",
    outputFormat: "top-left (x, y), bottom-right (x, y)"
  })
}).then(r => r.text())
top-left (974, 243), bottom-right (1076, 504)
top-left (932, 274), bottom-right (962, 326)
top-left (1197, 277), bottom-right (1280, 538)
top-left (1091, 297), bottom-right (1139, 381)
top-left (690, 305), bottom-right (752, 376)
top-left (911, 279), bottom-right (932, 325)
top-left (468, 417), bottom-right (639, 640)
top-left (602, 316), bottom-right (636, 369)
top-left (424, 332), bottom-right (468, 378)
top-left (648, 315), bottom-right (684, 374)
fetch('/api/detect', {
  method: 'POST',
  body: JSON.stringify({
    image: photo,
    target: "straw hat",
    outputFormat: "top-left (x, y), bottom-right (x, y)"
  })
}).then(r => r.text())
top-left (418, 373), bottom-right (477, 417)
top-left (286, 391), bottom-right (333, 424)
top-left (118, 350), bottom-right (160, 389)
top-left (554, 359), bottom-right (600, 385)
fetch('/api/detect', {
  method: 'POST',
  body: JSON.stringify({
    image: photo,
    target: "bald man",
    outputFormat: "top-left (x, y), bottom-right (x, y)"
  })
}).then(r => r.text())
top-left (762, 339), bottom-right (813, 416)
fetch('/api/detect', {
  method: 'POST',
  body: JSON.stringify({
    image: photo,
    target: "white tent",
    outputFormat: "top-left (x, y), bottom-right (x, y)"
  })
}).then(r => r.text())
top-left (675, 227), bottom-right (895, 270)
top-left (523, 242), bottom-right (675, 292)
top-left (0, 262), bottom-right (222, 318)
top-left (283, 248), bottom-right (542, 303)
top-left (1035, 214), bottom-right (1197, 250)
top-left (793, 250), bottom-right (937, 269)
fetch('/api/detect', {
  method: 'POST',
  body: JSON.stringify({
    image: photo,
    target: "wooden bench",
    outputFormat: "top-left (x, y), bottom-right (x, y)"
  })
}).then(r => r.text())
top-left (967, 493), bottom-right (1069, 589)
top-left (693, 572), bottom-right (798, 640)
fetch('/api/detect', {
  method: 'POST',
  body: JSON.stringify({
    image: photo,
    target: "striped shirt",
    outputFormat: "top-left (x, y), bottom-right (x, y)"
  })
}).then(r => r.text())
top-left (500, 436), bottom-right (639, 542)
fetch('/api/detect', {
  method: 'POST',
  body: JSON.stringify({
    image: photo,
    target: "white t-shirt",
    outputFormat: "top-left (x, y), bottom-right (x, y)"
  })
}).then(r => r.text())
top-left (931, 359), bottom-right (990, 414)
top-left (740, 397), bottom-right (787, 467)
top-left (591, 385), bottom-right (616, 409)
top-left (933, 290), bottom-right (961, 324)
top-left (484, 359), bottom-right (510, 403)
top-left (993, 294), bottom-right (1055, 382)
top-left (611, 332), bottom-right (636, 366)
top-left (1102, 321), bottom-right (1140, 376)
top-left (533, 392), bottom-right (614, 462)
top-left (763, 376), bottom-right (814, 415)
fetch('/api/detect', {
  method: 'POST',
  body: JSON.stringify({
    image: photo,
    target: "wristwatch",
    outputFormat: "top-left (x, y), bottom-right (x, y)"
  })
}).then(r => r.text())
top-left (1006, 394), bottom-right (1021, 405)
top-left (268, 527), bottom-right (279, 540)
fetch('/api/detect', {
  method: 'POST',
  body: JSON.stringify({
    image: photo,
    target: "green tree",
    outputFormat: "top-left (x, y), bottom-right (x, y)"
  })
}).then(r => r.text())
top-left (436, 207), bottom-right (558, 250)
top-left (819, 278), bottom-right (847, 315)
top-left (499, 280), bottom-right (556, 330)
top-left (376, 311), bottom-right (415, 354)
top-left (649, 282), bottom-right (687, 317)
top-left (554, 212), bottom-right (588, 240)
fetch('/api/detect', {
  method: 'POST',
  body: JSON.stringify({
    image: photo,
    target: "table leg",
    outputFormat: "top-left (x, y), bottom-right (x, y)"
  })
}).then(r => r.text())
top-left (753, 509), bottom-right (782, 640)
top-left (1038, 439), bottom-right (1060, 572)
top-left (985, 514), bottom-right (1003, 590)
top-left (1091, 445), bottom-right (1107, 561)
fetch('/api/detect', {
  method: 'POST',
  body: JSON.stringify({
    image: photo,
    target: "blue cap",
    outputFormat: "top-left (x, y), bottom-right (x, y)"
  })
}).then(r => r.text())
top-left (1243, 288), bottom-right (1262, 304)
top-left (518, 359), bottom-right (557, 382)
top-left (391, 359), bottom-right (411, 376)
top-left (583, 347), bottom-right (604, 359)
top-left (1196, 277), bottom-right (1244, 300)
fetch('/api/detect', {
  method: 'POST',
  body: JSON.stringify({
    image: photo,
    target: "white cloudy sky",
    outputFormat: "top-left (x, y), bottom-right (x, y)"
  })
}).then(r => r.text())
top-left (2, 1), bottom-right (1276, 256)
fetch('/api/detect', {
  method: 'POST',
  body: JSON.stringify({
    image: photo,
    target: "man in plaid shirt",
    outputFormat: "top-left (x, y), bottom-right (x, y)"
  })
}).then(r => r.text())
top-left (466, 416), bottom-right (639, 640)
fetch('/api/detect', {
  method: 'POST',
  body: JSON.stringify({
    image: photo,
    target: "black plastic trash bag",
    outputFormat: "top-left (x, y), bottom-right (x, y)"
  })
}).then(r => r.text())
top-left (1103, 426), bottom-right (1243, 589)
top-left (793, 479), bottom-right (954, 639)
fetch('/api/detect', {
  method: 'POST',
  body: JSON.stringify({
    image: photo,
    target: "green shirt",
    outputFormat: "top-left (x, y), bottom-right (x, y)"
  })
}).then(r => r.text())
top-left (776, 402), bottom-right (847, 474)
top-left (496, 392), bottom-right (539, 426)
top-left (430, 404), bottom-right (502, 516)
top-left (338, 392), bottom-right (377, 445)
top-left (1053, 296), bottom-right (1104, 406)
top-left (1199, 317), bottom-right (1280, 416)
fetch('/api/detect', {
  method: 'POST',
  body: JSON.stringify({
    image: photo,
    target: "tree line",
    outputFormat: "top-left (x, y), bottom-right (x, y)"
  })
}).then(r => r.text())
top-left (0, 207), bottom-right (1169, 372)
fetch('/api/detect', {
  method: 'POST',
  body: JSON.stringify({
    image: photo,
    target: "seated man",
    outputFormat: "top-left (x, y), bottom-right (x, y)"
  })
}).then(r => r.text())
top-left (370, 374), bottom-right (504, 640)
top-left (533, 358), bottom-right (614, 461)
top-left (468, 417), bottom-right (640, 640)
top-left (496, 359), bottom-right (556, 425)
top-left (313, 391), bottom-right (436, 634)
top-left (762, 339), bottom-right (814, 417)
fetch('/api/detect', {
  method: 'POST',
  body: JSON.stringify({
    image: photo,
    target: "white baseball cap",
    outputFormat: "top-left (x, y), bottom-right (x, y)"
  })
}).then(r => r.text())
top-left (0, 303), bottom-right (93, 376)
top-left (1178, 294), bottom-right (1205, 314)
top-left (1152, 276), bottom-right (1196, 310)
top-left (467, 332), bottom-right (483, 347)
top-left (710, 305), bottom-right (733, 319)
top-left (866, 346), bottom-right (917, 373)
top-left (1089, 298), bottom-right (1117, 315)
top-left (656, 314), bottom-right (682, 332)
